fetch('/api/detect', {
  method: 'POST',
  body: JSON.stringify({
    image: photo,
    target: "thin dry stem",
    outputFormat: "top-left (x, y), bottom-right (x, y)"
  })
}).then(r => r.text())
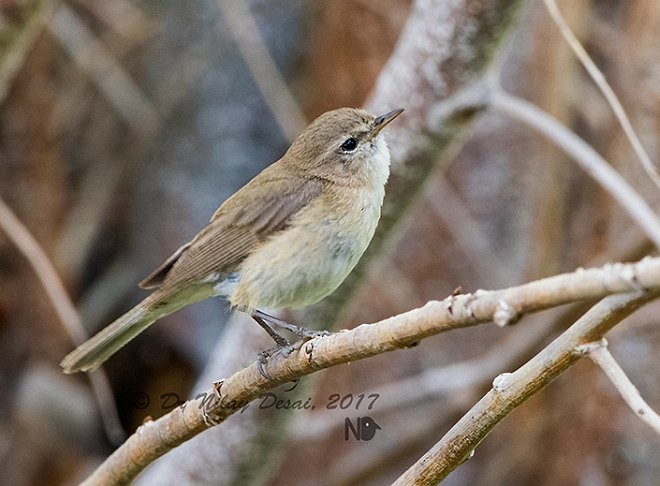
top-left (74, 0), bottom-right (157, 42)
top-left (543, 0), bottom-right (660, 190)
top-left (0, 196), bottom-right (125, 444)
top-left (588, 342), bottom-right (660, 435)
top-left (216, 0), bottom-right (307, 141)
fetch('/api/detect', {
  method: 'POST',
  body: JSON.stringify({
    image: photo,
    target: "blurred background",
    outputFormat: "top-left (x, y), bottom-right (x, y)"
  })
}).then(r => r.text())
top-left (1, 0), bottom-right (660, 484)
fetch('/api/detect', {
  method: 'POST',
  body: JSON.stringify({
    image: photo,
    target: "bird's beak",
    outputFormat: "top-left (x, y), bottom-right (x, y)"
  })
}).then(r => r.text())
top-left (369, 108), bottom-right (404, 140)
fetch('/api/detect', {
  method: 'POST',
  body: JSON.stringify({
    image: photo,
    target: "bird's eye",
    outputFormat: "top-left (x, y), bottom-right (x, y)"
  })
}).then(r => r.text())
top-left (340, 137), bottom-right (358, 152)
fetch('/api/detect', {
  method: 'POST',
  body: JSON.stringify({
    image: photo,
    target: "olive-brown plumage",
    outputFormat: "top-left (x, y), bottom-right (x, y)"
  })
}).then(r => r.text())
top-left (61, 107), bottom-right (403, 373)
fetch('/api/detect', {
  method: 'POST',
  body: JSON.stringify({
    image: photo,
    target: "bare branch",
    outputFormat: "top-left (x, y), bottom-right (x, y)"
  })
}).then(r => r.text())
top-left (543, 0), bottom-right (660, 190)
top-left (80, 256), bottom-right (660, 484)
top-left (306, 227), bottom-right (651, 474)
top-left (587, 341), bottom-right (660, 435)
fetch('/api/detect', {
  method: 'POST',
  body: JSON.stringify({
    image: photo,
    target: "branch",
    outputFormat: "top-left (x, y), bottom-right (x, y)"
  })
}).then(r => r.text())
top-left (392, 289), bottom-right (659, 485)
top-left (81, 256), bottom-right (660, 484)
top-left (587, 341), bottom-right (660, 435)
top-left (299, 227), bottom-right (650, 472)
top-left (73, 0), bottom-right (157, 42)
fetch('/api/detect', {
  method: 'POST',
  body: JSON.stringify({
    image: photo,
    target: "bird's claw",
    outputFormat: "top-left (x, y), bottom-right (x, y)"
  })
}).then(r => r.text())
top-left (256, 343), bottom-right (295, 380)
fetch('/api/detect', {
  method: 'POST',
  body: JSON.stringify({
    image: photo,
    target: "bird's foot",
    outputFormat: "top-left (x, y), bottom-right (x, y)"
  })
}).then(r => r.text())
top-left (251, 310), bottom-right (331, 380)
top-left (256, 342), bottom-right (297, 380)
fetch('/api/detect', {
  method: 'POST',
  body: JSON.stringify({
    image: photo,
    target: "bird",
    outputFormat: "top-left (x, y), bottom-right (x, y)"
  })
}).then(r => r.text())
top-left (60, 107), bottom-right (403, 374)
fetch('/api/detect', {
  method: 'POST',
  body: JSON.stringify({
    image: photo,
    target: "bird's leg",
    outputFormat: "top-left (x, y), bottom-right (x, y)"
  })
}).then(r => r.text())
top-left (251, 314), bottom-right (291, 348)
top-left (251, 311), bottom-right (330, 380)
top-left (251, 314), bottom-right (294, 380)
top-left (253, 309), bottom-right (330, 339)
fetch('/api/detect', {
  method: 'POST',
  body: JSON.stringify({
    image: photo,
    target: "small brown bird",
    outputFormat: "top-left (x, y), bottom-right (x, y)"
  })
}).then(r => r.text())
top-left (61, 107), bottom-right (403, 373)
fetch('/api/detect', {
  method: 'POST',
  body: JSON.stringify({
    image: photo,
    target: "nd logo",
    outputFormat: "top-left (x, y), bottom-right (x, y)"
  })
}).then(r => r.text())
top-left (344, 416), bottom-right (382, 441)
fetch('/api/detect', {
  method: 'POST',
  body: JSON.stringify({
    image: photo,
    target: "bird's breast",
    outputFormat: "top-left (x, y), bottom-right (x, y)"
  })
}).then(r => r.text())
top-left (228, 185), bottom-right (384, 311)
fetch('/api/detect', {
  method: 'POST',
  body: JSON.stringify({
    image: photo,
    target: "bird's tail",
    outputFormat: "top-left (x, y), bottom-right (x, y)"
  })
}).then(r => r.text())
top-left (60, 285), bottom-right (214, 373)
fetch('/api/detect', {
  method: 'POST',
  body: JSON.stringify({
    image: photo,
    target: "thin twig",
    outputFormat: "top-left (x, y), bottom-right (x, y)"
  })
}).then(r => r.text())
top-left (587, 341), bottom-right (660, 435)
top-left (543, 0), bottom-right (660, 190)
top-left (489, 89), bottom-right (660, 249)
top-left (0, 196), bottom-right (125, 444)
top-left (79, 256), bottom-right (660, 484)
top-left (216, 0), bottom-right (307, 141)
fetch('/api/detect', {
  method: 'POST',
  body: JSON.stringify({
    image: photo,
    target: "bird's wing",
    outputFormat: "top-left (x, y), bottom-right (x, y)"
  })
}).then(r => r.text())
top-left (139, 170), bottom-right (324, 291)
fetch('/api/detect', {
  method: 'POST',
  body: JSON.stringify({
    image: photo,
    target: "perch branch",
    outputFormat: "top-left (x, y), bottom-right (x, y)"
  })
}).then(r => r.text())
top-left (293, 316), bottom-right (555, 441)
top-left (81, 256), bottom-right (660, 485)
